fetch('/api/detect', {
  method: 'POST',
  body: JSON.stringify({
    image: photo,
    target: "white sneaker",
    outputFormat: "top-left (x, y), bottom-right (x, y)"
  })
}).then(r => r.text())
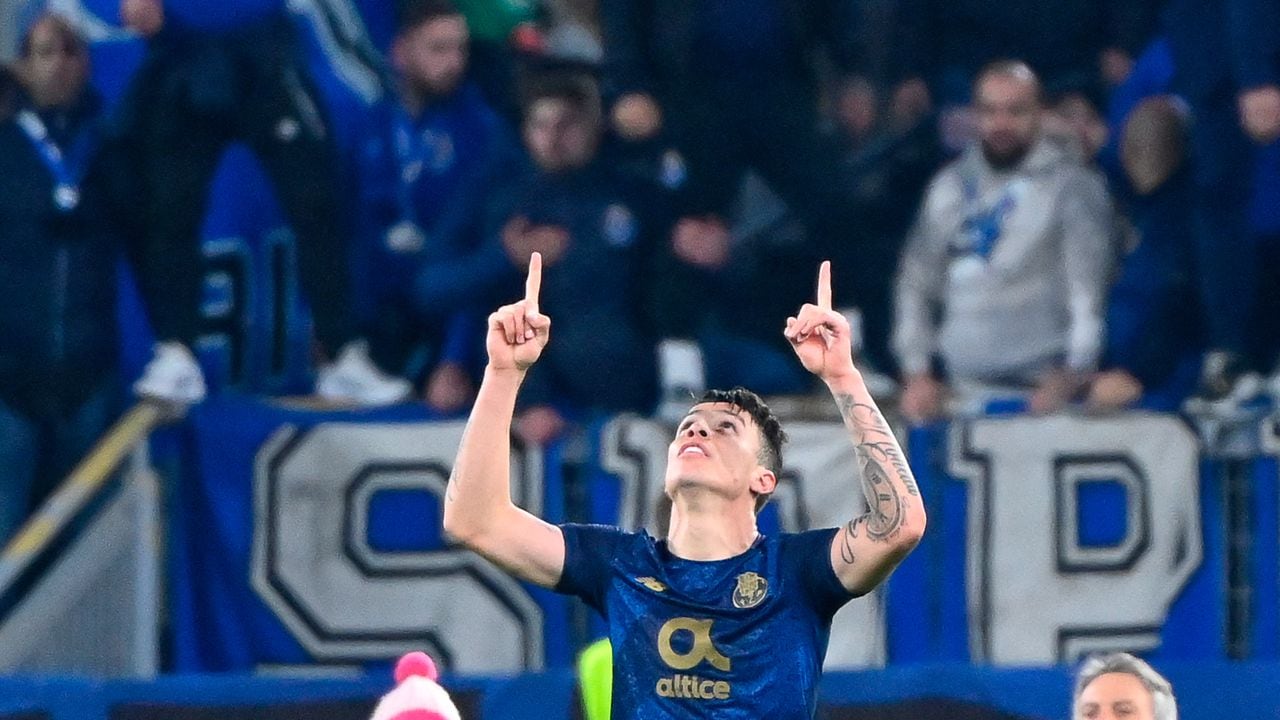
top-left (134, 341), bottom-right (208, 406)
top-left (315, 341), bottom-right (412, 406)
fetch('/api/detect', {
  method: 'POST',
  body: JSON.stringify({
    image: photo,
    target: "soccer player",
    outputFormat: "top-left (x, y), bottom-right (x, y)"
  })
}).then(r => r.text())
top-left (443, 253), bottom-right (925, 718)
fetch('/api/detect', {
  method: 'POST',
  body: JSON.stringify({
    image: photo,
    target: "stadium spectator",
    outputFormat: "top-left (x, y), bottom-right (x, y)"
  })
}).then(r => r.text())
top-left (0, 14), bottom-right (164, 543)
top-left (1073, 652), bottom-right (1178, 720)
top-left (479, 71), bottom-right (667, 442)
top-left (114, 0), bottom-right (409, 405)
top-left (1088, 96), bottom-right (1200, 411)
top-left (598, 0), bottom-right (898, 399)
top-left (1044, 92), bottom-right (1110, 163)
top-left (893, 61), bottom-right (1116, 422)
top-left (1161, 0), bottom-right (1280, 401)
top-left (349, 0), bottom-right (517, 413)
top-left (452, 0), bottom-right (538, 120)
top-left (822, 74), bottom-right (946, 374)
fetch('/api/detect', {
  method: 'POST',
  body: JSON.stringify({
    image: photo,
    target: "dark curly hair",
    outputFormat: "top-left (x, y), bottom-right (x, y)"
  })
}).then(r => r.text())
top-left (697, 388), bottom-right (787, 511)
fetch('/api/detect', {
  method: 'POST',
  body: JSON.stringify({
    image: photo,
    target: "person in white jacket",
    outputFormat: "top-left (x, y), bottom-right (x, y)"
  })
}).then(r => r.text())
top-left (894, 60), bottom-right (1116, 422)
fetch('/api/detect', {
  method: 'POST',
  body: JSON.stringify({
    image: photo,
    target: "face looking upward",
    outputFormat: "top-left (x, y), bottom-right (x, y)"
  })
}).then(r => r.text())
top-left (664, 403), bottom-right (776, 508)
top-left (1075, 672), bottom-right (1157, 720)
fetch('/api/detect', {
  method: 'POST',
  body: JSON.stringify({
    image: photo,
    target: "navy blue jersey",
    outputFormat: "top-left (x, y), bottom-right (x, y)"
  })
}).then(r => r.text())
top-left (556, 524), bottom-right (854, 719)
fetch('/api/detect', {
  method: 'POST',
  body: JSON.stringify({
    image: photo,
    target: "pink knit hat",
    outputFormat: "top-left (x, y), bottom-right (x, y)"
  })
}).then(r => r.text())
top-left (369, 652), bottom-right (462, 720)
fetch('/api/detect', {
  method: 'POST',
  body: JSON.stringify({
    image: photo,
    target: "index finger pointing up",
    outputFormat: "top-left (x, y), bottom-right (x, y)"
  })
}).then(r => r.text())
top-left (525, 251), bottom-right (542, 312)
top-left (816, 260), bottom-right (832, 310)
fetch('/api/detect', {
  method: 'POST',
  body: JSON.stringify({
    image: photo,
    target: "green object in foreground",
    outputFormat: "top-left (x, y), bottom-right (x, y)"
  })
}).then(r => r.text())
top-left (577, 637), bottom-right (613, 720)
top-left (455, 0), bottom-right (537, 42)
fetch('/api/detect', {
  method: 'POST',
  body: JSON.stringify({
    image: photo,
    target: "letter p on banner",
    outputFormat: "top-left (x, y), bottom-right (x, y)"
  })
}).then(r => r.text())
top-left (950, 413), bottom-right (1203, 664)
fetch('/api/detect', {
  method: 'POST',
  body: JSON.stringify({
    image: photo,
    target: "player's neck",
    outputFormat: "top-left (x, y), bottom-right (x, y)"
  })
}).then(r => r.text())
top-left (666, 497), bottom-right (759, 561)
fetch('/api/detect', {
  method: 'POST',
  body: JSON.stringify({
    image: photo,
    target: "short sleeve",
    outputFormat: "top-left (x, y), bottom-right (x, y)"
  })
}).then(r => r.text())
top-left (555, 523), bottom-right (632, 612)
top-left (782, 529), bottom-right (858, 619)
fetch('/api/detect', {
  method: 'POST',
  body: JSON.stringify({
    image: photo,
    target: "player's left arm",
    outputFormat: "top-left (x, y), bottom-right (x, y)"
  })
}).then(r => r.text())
top-left (785, 262), bottom-right (927, 596)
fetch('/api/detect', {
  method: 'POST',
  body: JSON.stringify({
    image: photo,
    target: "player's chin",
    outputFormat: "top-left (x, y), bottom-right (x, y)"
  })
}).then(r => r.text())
top-left (667, 454), bottom-right (715, 480)
top-left (665, 471), bottom-right (732, 498)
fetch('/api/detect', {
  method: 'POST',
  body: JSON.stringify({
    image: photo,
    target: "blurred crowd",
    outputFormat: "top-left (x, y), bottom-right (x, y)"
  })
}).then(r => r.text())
top-left (1, 0), bottom-right (1278, 541)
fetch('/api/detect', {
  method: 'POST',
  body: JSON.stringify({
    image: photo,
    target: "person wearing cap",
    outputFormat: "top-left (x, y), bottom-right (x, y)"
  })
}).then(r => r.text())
top-left (369, 652), bottom-right (462, 720)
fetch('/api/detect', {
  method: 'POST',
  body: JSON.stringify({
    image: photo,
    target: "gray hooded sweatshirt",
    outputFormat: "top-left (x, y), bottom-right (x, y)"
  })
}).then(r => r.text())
top-left (893, 136), bottom-right (1115, 385)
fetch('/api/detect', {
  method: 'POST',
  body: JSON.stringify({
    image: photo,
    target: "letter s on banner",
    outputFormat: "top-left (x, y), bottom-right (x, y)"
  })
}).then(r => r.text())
top-left (251, 422), bottom-right (545, 673)
top-left (950, 413), bottom-right (1202, 664)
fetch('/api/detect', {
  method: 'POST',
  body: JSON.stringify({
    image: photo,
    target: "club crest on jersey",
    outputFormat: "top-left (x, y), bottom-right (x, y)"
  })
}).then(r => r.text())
top-left (637, 576), bottom-right (667, 592)
top-left (732, 572), bottom-right (768, 609)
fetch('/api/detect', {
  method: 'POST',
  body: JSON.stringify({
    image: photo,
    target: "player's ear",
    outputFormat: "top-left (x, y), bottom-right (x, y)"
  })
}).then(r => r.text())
top-left (751, 468), bottom-right (778, 498)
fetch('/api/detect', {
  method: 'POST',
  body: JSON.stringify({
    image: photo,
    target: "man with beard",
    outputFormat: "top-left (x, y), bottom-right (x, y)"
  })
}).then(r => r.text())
top-left (349, 0), bottom-right (517, 413)
top-left (893, 61), bottom-right (1117, 422)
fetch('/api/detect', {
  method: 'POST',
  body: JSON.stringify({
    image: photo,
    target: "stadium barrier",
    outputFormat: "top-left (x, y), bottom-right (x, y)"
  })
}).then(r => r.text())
top-left (2, 661), bottom-right (1280, 719)
top-left (0, 402), bottom-right (166, 677)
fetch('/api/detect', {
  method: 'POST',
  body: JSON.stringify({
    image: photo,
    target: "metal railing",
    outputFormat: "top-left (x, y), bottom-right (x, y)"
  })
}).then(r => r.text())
top-left (0, 401), bottom-right (164, 592)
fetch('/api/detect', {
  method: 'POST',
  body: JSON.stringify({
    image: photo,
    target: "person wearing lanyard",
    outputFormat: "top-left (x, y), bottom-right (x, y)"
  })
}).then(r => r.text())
top-left (349, 0), bottom-right (516, 413)
top-left (0, 13), bottom-right (176, 544)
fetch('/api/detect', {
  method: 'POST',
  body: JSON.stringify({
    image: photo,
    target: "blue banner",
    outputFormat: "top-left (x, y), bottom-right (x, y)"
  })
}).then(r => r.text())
top-left (169, 395), bottom-right (570, 674)
top-left (168, 400), bottom-right (1279, 672)
top-left (890, 414), bottom-right (1227, 665)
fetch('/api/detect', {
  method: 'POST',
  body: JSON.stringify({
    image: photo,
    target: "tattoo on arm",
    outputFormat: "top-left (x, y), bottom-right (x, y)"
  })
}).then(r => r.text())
top-left (834, 393), bottom-right (919, 496)
top-left (834, 393), bottom-right (920, 558)
top-left (840, 517), bottom-right (862, 564)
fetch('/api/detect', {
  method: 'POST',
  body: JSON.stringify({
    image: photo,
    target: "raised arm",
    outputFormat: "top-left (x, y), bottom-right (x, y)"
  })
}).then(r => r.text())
top-left (785, 262), bottom-right (926, 596)
top-left (442, 253), bottom-right (566, 588)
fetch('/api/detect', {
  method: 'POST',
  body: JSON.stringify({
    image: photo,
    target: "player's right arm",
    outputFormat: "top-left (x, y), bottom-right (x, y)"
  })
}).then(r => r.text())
top-left (442, 253), bottom-right (566, 588)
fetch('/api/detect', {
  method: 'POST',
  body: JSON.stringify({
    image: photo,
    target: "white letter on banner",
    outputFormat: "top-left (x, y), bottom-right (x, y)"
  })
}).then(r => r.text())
top-left (949, 413), bottom-right (1202, 664)
top-left (599, 416), bottom-right (886, 668)
top-left (251, 422), bottom-right (545, 672)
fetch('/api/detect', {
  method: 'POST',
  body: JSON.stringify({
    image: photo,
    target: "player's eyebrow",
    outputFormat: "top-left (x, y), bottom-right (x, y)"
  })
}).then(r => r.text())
top-left (679, 408), bottom-right (744, 429)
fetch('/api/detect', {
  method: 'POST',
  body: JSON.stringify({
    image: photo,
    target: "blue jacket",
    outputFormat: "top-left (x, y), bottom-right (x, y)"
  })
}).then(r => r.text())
top-left (160, 0), bottom-right (284, 33)
top-left (349, 83), bottom-right (516, 361)
top-left (0, 95), bottom-right (127, 417)
top-left (1162, 0), bottom-right (1280, 99)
